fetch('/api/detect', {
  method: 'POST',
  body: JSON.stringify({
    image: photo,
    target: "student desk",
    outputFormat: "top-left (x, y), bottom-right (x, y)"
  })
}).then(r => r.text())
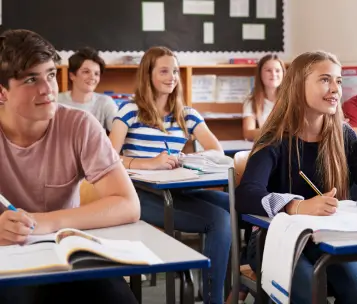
top-left (242, 214), bottom-right (357, 304)
top-left (195, 140), bottom-right (253, 155)
top-left (132, 172), bottom-right (228, 237)
top-left (219, 140), bottom-right (254, 155)
top-left (131, 172), bottom-right (228, 303)
top-left (0, 221), bottom-right (210, 304)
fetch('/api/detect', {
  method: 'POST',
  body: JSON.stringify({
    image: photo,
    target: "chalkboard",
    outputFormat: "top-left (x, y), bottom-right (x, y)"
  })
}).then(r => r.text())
top-left (3, 0), bottom-right (284, 52)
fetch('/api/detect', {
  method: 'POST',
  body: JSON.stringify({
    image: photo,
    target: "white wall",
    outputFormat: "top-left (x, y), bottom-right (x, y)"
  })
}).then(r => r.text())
top-left (288, 0), bottom-right (357, 64)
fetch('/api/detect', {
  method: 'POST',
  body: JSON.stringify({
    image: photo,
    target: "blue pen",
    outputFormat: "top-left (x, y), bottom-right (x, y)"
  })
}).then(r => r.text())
top-left (164, 141), bottom-right (171, 155)
top-left (0, 194), bottom-right (34, 230)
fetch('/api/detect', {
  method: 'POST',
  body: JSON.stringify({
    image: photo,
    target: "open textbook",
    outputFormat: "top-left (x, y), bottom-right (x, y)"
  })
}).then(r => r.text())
top-left (0, 228), bottom-right (162, 275)
top-left (178, 150), bottom-right (234, 173)
top-left (261, 200), bottom-right (357, 304)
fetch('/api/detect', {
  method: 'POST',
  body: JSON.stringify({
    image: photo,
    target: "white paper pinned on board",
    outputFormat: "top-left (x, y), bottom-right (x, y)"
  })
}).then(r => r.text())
top-left (142, 2), bottom-right (165, 31)
top-left (230, 0), bottom-right (249, 18)
top-left (256, 0), bottom-right (276, 19)
top-left (242, 24), bottom-right (265, 40)
top-left (203, 22), bottom-right (214, 44)
top-left (183, 0), bottom-right (215, 15)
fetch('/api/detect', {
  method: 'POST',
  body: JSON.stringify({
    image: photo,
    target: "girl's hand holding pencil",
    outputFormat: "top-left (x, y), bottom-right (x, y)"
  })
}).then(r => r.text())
top-left (286, 188), bottom-right (338, 216)
top-left (150, 151), bottom-right (179, 170)
top-left (285, 170), bottom-right (338, 216)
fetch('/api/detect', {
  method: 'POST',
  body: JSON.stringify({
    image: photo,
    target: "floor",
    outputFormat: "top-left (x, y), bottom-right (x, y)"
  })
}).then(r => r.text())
top-left (141, 272), bottom-right (255, 304)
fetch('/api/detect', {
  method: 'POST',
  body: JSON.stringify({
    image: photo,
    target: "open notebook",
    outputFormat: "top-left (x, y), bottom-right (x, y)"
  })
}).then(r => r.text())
top-left (0, 228), bottom-right (162, 275)
top-left (261, 200), bottom-right (357, 304)
top-left (178, 150), bottom-right (233, 173)
top-left (128, 167), bottom-right (200, 183)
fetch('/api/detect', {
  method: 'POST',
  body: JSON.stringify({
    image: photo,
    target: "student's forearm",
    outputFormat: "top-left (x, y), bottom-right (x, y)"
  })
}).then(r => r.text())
top-left (243, 129), bottom-right (261, 141)
top-left (37, 196), bottom-right (140, 233)
top-left (122, 156), bottom-right (153, 169)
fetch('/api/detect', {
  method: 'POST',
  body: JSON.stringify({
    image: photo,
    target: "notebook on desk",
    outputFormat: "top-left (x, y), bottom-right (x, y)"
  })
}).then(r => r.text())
top-left (128, 168), bottom-right (200, 183)
top-left (261, 200), bottom-right (357, 304)
top-left (178, 150), bottom-right (233, 173)
top-left (0, 228), bottom-right (162, 275)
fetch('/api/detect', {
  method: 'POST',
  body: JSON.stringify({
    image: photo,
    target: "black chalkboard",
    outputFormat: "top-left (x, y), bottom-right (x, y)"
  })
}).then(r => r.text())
top-left (3, 0), bottom-right (284, 52)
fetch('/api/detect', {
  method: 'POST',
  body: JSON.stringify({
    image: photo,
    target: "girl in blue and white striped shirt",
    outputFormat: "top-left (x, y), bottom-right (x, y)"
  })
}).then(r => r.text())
top-left (110, 46), bottom-right (231, 304)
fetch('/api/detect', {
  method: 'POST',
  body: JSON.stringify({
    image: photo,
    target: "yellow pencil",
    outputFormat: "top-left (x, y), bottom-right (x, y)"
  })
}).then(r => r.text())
top-left (299, 170), bottom-right (323, 196)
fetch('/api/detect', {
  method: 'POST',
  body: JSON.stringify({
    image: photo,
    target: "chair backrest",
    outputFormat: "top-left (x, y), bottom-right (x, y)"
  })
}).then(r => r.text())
top-left (233, 150), bottom-right (251, 185)
top-left (228, 150), bottom-right (251, 304)
top-left (79, 180), bottom-right (99, 206)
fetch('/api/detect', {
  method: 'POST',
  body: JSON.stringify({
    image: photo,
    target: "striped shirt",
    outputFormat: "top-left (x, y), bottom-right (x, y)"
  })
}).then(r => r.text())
top-left (114, 101), bottom-right (204, 158)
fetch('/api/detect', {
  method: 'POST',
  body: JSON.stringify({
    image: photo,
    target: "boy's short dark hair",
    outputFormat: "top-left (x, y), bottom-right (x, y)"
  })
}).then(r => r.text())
top-left (68, 47), bottom-right (105, 75)
top-left (0, 29), bottom-right (61, 88)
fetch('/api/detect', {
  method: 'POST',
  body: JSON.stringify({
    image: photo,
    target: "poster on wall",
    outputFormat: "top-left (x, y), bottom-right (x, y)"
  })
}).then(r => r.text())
top-left (342, 67), bottom-right (357, 102)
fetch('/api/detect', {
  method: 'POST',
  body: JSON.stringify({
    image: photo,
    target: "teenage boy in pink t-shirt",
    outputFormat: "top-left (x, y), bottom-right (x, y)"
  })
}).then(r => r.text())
top-left (0, 29), bottom-right (140, 304)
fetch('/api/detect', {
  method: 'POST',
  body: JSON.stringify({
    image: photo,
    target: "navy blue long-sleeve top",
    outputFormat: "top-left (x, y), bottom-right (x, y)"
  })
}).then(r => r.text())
top-left (235, 124), bottom-right (357, 217)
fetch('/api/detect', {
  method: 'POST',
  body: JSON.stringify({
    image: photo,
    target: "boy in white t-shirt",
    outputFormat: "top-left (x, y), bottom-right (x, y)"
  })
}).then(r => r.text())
top-left (58, 47), bottom-right (117, 133)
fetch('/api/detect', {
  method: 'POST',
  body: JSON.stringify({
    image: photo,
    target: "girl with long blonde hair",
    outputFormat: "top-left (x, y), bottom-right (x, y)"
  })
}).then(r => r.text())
top-left (236, 50), bottom-right (357, 303)
top-left (110, 46), bottom-right (231, 304)
top-left (242, 54), bottom-right (285, 141)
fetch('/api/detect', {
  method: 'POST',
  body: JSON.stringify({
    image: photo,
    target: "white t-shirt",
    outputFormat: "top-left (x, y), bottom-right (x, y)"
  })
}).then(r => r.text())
top-left (58, 91), bottom-right (118, 131)
top-left (242, 98), bottom-right (275, 128)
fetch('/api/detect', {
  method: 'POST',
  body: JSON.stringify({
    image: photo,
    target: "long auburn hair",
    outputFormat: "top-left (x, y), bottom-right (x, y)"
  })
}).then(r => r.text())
top-left (251, 51), bottom-right (348, 200)
top-left (246, 54), bottom-right (286, 125)
top-left (134, 46), bottom-right (187, 136)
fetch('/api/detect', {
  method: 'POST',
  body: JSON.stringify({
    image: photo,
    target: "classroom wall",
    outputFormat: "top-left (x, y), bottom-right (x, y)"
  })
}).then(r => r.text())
top-left (3, 1), bottom-right (357, 65)
top-left (288, 0), bottom-right (357, 64)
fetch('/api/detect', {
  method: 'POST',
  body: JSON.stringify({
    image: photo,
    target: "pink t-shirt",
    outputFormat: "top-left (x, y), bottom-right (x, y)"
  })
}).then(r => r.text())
top-left (0, 104), bottom-right (119, 212)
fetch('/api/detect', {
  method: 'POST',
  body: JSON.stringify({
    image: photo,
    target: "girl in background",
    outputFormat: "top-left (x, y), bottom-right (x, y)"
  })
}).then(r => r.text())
top-left (242, 54), bottom-right (286, 141)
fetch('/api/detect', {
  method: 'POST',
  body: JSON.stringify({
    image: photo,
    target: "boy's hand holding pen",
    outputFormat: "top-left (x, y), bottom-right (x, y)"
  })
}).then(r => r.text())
top-left (0, 194), bottom-right (36, 245)
top-left (285, 171), bottom-right (338, 216)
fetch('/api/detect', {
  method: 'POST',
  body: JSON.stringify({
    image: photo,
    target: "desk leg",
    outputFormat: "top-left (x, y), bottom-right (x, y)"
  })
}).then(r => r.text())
top-left (313, 254), bottom-right (330, 304)
top-left (163, 190), bottom-right (174, 237)
top-left (179, 270), bottom-right (195, 304)
top-left (130, 275), bottom-right (142, 304)
top-left (256, 229), bottom-right (270, 304)
top-left (223, 185), bottom-right (232, 300)
top-left (163, 189), bottom-right (176, 304)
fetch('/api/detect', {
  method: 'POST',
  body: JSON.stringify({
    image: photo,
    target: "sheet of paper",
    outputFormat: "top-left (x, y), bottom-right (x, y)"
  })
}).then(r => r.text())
top-left (129, 168), bottom-right (200, 183)
top-left (262, 213), bottom-right (310, 304)
top-left (203, 22), bottom-right (214, 44)
top-left (230, 0), bottom-right (249, 17)
top-left (25, 233), bottom-right (56, 245)
top-left (183, 0), bottom-right (214, 15)
top-left (0, 243), bottom-right (68, 274)
top-left (127, 169), bottom-right (174, 176)
top-left (256, 0), bottom-right (276, 19)
top-left (242, 24), bottom-right (265, 40)
top-left (142, 2), bottom-right (165, 31)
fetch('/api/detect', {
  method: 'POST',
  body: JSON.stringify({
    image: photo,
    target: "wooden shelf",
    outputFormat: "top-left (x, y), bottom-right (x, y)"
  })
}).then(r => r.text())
top-left (55, 64), bottom-right (257, 140)
top-left (203, 117), bottom-right (243, 121)
top-left (193, 102), bottom-right (243, 113)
